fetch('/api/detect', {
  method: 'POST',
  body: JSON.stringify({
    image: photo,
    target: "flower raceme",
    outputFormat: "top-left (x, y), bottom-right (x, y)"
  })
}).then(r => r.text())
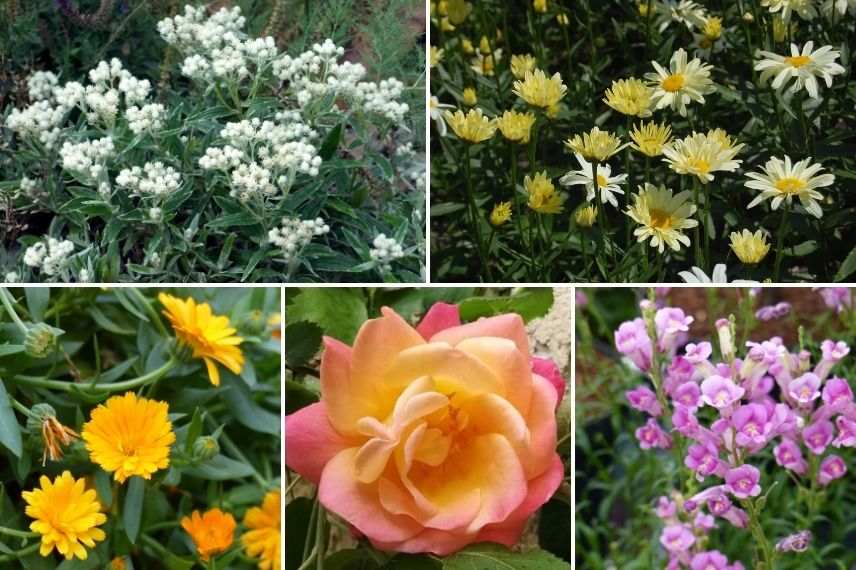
top-left (285, 304), bottom-right (566, 555)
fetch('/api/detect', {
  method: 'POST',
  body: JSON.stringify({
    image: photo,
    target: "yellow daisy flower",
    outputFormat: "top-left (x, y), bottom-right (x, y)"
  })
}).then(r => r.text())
top-left (242, 491), bottom-right (281, 570)
top-left (430, 46), bottom-right (444, 68)
top-left (510, 54), bottom-right (538, 79)
top-left (565, 127), bottom-right (624, 162)
top-left (462, 87), bottom-right (478, 106)
top-left (575, 205), bottom-right (598, 227)
top-left (444, 108), bottom-right (496, 143)
top-left (495, 110), bottom-right (536, 143)
top-left (181, 508), bottom-right (236, 562)
top-left (730, 229), bottom-right (771, 264)
top-left (490, 202), bottom-right (513, 226)
top-left (625, 183), bottom-right (699, 252)
top-left (525, 171), bottom-right (564, 214)
top-left (745, 155), bottom-right (833, 218)
top-left (446, 0), bottom-right (472, 25)
top-left (662, 131), bottom-right (744, 184)
top-left (82, 392), bottom-right (175, 483)
top-left (22, 471), bottom-right (107, 560)
top-left (159, 293), bottom-right (245, 386)
top-left (603, 78), bottom-right (654, 117)
top-left (512, 69), bottom-right (567, 109)
top-left (630, 121), bottom-right (673, 157)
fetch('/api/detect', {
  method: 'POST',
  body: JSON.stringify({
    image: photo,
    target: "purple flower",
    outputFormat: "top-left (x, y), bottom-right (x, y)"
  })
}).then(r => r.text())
top-left (817, 455), bottom-right (847, 486)
top-left (822, 340), bottom-right (849, 361)
top-left (701, 375), bottom-right (745, 409)
top-left (615, 318), bottom-right (652, 372)
top-left (775, 530), bottom-right (812, 553)
top-left (770, 403), bottom-right (799, 439)
top-left (673, 406), bottom-right (701, 438)
top-left (672, 381), bottom-right (702, 410)
top-left (656, 308), bottom-right (694, 353)
top-left (684, 342), bottom-right (712, 364)
top-left (655, 496), bottom-right (677, 519)
top-left (575, 291), bottom-right (588, 309)
top-left (745, 339), bottom-right (786, 365)
top-left (636, 418), bottom-right (673, 450)
top-left (833, 416), bottom-right (856, 447)
top-left (731, 403), bottom-right (771, 450)
top-left (665, 356), bottom-right (697, 394)
top-left (660, 524), bottom-right (695, 553)
top-left (787, 373), bottom-right (821, 405)
top-left (693, 513), bottom-right (715, 531)
top-left (626, 385), bottom-right (663, 416)
top-left (774, 438), bottom-right (808, 475)
top-left (803, 420), bottom-right (834, 455)
top-left (755, 302), bottom-right (791, 322)
top-left (690, 551), bottom-right (729, 570)
top-left (817, 287), bottom-right (852, 313)
top-left (821, 377), bottom-right (853, 409)
top-left (725, 464), bottom-right (762, 499)
top-left (685, 442), bottom-right (722, 480)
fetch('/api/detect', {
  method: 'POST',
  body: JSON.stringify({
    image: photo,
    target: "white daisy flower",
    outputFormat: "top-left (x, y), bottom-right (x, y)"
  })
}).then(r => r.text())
top-left (625, 183), bottom-right (698, 252)
top-left (662, 130), bottom-right (744, 184)
top-left (678, 264), bottom-right (758, 283)
top-left (646, 48), bottom-right (716, 117)
top-left (760, 0), bottom-right (819, 22)
top-left (745, 155), bottom-right (835, 218)
top-left (655, 0), bottom-right (708, 32)
top-left (429, 96), bottom-right (454, 137)
top-left (755, 41), bottom-right (846, 99)
top-left (559, 153), bottom-right (628, 208)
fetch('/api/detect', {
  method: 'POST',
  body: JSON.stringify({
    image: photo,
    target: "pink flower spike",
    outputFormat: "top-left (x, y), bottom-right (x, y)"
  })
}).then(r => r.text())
top-left (660, 524), bottom-right (695, 553)
top-left (787, 373), bottom-right (821, 405)
top-left (690, 551), bottom-right (729, 570)
top-left (724, 464), bottom-right (762, 499)
top-left (803, 420), bottom-right (834, 455)
top-left (701, 375), bottom-right (745, 410)
top-left (635, 418), bottom-right (673, 450)
top-left (626, 385), bottom-right (663, 416)
top-left (817, 455), bottom-right (847, 486)
top-left (415, 302), bottom-right (461, 339)
top-left (774, 438), bottom-right (808, 475)
top-left (731, 403), bottom-right (771, 451)
top-left (833, 416), bottom-right (856, 448)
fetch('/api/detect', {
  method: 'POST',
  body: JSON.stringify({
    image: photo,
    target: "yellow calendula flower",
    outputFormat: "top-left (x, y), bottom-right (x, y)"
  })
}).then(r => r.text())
top-left (575, 205), bottom-right (598, 227)
top-left (444, 108), bottom-right (496, 143)
top-left (111, 557), bottom-right (128, 570)
top-left (490, 202), bottom-right (513, 226)
top-left (513, 69), bottom-right (567, 109)
top-left (730, 229), bottom-right (771, 264)
top-left (22, 471), bottom-right (107, 560)
top-left (525, 171), bottom-right (564, 214)
top-left (626, 183), bottom-right (699, 252)
top-left (181, 508), bottom-right (236, 562)
top-left (510, 54), bottom-right (538, 79)
top-left (495, 110), bottom-right (536, 143)
top-left (603, 78), bottom-right (654, 117)
top-left (462, 87), bottom-right (478, 106)
top-left (565, 127), bottom-right (624, 162)
top-left (159, 293), bottom-right (245, 386)
top-left (430, 46), bottom-right (444, 68)
top-left (446, 0), bottom-right (472, 25)
top-left (242, 491), bottom-right (282, 570)
top-left (534, 0), bottom-right (548, 13)
top-left (630, 121), bottom-right (673, 157)
top-left (82, 392), bottom-right (175, 482)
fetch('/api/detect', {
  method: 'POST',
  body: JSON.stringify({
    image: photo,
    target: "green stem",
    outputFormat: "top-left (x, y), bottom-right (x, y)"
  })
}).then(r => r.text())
top-left (0, 287), bottom-right (28, 334)
top-left (592, 159), bottom-right (612, 279)
top-left (0, 527), bottom-right (37, 539)
top-left (464, 144), bottom-right (491, 282)
top-left (703, 182), bottom-right (711, 273)
top-left (10, 357), bottom-right (179, 394)
top-left (508, 142), bottom-right (526, 265)
top-left (773, 204), bottom-right (790, 282)
top-left (9, 397), bottom-right (37, 419)
top-left (645, 0), bottom-right (654, 61)
top-left (208, 557), bottom-right (216, 570)
top-left (0, 541), bottom-right (40, 563)
top-left (315, 504), bottom-right (326, 570)
top-left (580, 228), bottom-right (589, 281)
top-left (692, 177), bottom-right (702, 268)
top-left (129, 288), bottom-right (168, 337)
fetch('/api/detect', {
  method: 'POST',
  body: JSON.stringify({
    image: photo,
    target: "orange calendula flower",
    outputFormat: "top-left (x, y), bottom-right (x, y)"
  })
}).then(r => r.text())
top-left (159, 293), bottom-right (245, 386)
top-left (82, 392), bottom-right (176, 483)
top-left (22, 471), bottom-right (107, 560)
top-left (181, 508), bottom-right (236, 562)
top-left (242, 490), bottom-right (281, 570)
top-left (268, 313), bottom-right (282, 340)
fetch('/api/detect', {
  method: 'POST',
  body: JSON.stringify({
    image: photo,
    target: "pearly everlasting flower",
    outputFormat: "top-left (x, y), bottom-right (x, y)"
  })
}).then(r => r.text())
top-left (755, 42), bottom-right (845, 99)
top-left (126, 103), bottom-right (165, 135)
top-left (268, 217), bottom-right (330, 263)
top-left (60, 137), bottom-right (115, 183)
top-left (23, 238), bottom-right (75, 277)
top-left (116, 162), bottom-right (181, 197)
top-left (27, 71), bottom-right (59, 101)
top-left (369, 234), bottom-right (406, 269)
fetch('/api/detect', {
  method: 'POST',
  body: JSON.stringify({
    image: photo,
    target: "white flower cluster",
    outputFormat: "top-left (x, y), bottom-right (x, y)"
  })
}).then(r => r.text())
top-left (370, 234), bottom-right (405, 269)
top-left (127, 103), bottom-right (165, 135)
top-left (5, 100), bottom-right (66, 149)
top-left (230, 162), bottom-right (276, 201)
top-left (116, 162), bottom-right (181, 197)
top-left (27, 71), bottom-right (59, 101)
top-left (273, 39), bottom-right (410, 122)
top-left (199, 145), bottom-right (245, 170)
top-left (526, 287), bottom-right (573, 373)
top-left (4, 271), bottom-right (20, 283)
top-left (23, 238), bottom-right (75, 276)
top-left (83, 58), bottom-right (152, 126)
top-left (60, 137), bottom-right (114, 183)
top-left (158, 5), bottom-right (277, 82)
top-left (18, 176), bottom-right (47, 201)
top-left (268, 217), bottom-right (330, 262)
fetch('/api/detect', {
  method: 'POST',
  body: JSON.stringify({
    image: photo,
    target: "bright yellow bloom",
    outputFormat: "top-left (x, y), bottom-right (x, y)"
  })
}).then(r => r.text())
top-left (159, 293), bottom-right (245, 386)
top-left (22, 471), bottom-right (107, 560)
top-left (430, 46), bottom-right (444, 68)
top-left (603, 78), bottom-right (653, 117)
top-left (444, 108), bottom-right (496, 143)
top-left (470, 51), bottom-right (499, 76)
top-left (462, 87), bottom-right (478, 106)
top-left (181, 508), bottom-right (236, 562)
top-left (534, 0), bottom-right (548, 13)
top-left (730, 229), bottom-right (771, 264)
top-left (630, 121), bottom-right (673, 157)
top-left (525, 171), bottom-right (564, 214)
top-left (446, 0), bottom-right (472, 25)
top-left (82, 392), bottom-right (175, 482)
top-left (242, 491), bottom-right (281, 570)
top-left (557, 13), bottom-right (569, 25)
top-left (111, 557), bottom-right (127, 570)
top-left (495, 110), bottom-right (536, 143)
top-left (626, 183), bottom-right (699, 252)
top-left (510, 54), bottom-right (538, 79)
top-left (565, 127), bottom-right (624, 162)
top-left (512, 69), bottom-right (567, 109)
top-left (703, 16), bottom-right (723, 39)
top-left (490, 202), bottom-right (513, 226)
top-left (268, 313), bottom-right (281, 340)
top-left (575, 205), bottom-right (598, 227)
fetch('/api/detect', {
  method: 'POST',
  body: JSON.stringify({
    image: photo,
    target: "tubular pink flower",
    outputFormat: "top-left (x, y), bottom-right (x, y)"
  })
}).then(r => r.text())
top-left (817, 454), bottom-right (847, 486)
top-left (635, 418), bottom-right (673, 449)
top-left (724, 465), bottom-right (761, 499)
top-left (833, 416), bottom-right (856, 448)
top-left (700, 376), bottom-right (745, 410)
top-left (774, 438), bottom-right (808, 475)
top-left (787, 373), bottom-right (821, 405)
top-left (626, 385), bottom-right (663, 416)
top-left (803, 420), bottom-right (834, 455)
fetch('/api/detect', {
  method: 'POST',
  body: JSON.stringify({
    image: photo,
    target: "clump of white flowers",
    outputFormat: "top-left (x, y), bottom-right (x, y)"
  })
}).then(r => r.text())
top-left (23, 238), bottom-right (75, 277)
top-left (60, 137), bottom-right (115, 184)
top-left (127, 103), bottom-right (166, 135)
top-left (27, 71), bottom-right (59, 101)
top-left (268, 217), bottom-right (330, 262)
top-left (116, 162), bottom-right (182, 197)
top-left (370, 234), bottom-right (405, 270)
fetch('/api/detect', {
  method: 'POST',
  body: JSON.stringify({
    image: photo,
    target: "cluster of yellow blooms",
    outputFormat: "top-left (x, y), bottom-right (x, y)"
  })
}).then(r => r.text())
top-left (18, 295), bottom-right (280, 569)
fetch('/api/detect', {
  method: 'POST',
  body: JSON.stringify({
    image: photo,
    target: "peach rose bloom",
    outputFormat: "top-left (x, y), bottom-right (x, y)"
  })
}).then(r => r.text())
top-left (285, 303), bottom-right (565, 555)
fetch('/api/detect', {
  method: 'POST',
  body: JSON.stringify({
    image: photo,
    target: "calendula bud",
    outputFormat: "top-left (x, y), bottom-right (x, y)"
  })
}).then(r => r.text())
top-left (24, 323), bottom-right (58, 358)
top-left (27, 403), bottom-right (79, 465)
top-left (192, 436), bottom-right (220, 461)
top-left (239, 310), bottom-right (267, 336)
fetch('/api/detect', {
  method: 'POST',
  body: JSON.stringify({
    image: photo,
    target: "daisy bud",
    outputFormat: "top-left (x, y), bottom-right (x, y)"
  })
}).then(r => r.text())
top-left (24, 323), bottom-right (59, 358)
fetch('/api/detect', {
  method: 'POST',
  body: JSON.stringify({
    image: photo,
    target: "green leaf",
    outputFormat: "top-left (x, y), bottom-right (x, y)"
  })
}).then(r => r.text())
top-left (323, 549), bottom-right (382, 570)
top-left (123, 477), bottom-right (145, 544)
top-left (0, 378), bottom-right (22, 458)
top-left (286, 288), bottom-right (367, 343)
top-left (284, 380), bottom-right (319, 414)
top-left (219, 373), bottom-right (280, 435)
top-left (0, 345), bottom-right (25, 357)
top-left (320, 123), bottom-right (344, 160)
top-left (284, 321), bottom-right (323, 368)
top-left (835, 246), bottom-right (856, 282)
top-left (285, 498), bottom-right (315, 570)
top-left (384, 554), bottom-right (442, 569)
top-left (538, 499), bottom-right (572, 564)
top-left (459, 289), bottom-right (554, 323)
top-left (184, 454), bottom-right (255, 480)
top-left (442, 544), bottom-right (571, 570)
top-left (185, 407), bottom-right (204, 454)
top-left (25, 289), bottom-right (50, 322)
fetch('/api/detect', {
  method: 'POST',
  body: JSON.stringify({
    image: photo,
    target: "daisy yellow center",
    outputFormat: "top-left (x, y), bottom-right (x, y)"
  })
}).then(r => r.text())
top-left (662, 74), bottom-right (685, 92)
top-left (649, 208), bottom-right (672, 229)
top-left (784, 55), bottom-right (812, 68)
top-left (774, 177), bottom-right (807, 194)
top-left (596, 174), bottom-right (608, 187)
top-left (690, 158), bottom-right (711, 174)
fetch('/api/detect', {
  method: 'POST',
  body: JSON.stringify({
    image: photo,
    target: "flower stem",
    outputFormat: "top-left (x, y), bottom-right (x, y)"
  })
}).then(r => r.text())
top-left (592, 159), bottom-right (612, 279)
top-left (464, 144), bottom-right (491, 282)
top-left (0, 526), bottom-right (37, 539)
top-left (0, 287), bottom-right (28, 334)
top-left (692, 177), bottom-right (703, 269)
top-left (773, 204), bottom-right (790, 282)
top-left (10, 357), bottom-right (178, 394)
